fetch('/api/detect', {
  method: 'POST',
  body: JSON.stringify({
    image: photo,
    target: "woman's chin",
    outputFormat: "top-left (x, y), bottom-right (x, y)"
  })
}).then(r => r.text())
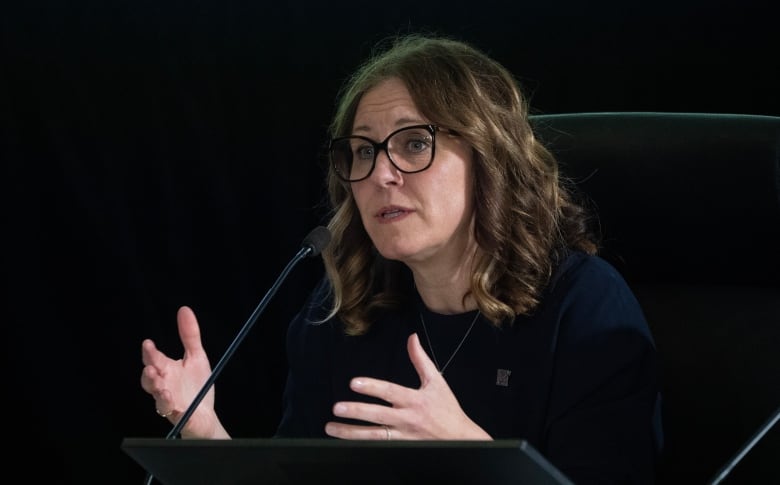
top-left (374, 245), bottom-right (416, 263)
top-left (375, 244), bottom-right (437, 266)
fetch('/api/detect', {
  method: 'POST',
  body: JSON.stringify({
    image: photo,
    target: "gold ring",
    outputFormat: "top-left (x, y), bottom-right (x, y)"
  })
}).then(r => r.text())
top-left (384, 425), bottom-right (391, 440)
top-left (156, 408), bottom-right (173, 418)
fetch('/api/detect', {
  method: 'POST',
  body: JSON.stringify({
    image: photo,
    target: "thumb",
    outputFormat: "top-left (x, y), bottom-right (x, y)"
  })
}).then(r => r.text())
top-left (407, 333), bottom-right (442, 385)
top-left (177, 306), bottom-right (206, 359)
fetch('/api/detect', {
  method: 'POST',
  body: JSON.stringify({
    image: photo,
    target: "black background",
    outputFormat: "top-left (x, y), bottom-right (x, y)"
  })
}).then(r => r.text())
top-left (3, 1), bottom-right (778, 484)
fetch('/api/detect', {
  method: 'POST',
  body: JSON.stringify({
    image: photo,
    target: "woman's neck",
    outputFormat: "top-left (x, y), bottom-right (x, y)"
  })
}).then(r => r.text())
top-left (411, 247), bottom-right (479, 315)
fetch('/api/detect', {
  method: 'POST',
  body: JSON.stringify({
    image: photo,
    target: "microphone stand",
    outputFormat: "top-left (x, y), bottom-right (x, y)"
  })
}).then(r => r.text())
top-left (143, 228), bottom-right (328, 485)
top-left (707, 405), bottom-right (780, 485)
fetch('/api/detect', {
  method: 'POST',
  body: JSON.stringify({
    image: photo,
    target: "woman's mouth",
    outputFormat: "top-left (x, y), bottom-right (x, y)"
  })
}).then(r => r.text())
top-left (376, 206), bottom-right (412, 222)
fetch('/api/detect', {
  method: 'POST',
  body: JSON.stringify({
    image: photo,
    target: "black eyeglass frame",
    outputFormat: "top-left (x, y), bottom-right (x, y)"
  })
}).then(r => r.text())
top-left (329, 124), bottom-right (450, 183)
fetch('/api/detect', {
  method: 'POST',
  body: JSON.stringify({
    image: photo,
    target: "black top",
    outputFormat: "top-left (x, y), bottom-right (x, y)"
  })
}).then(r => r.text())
top-left (276, 251), bottom-right (663, 484)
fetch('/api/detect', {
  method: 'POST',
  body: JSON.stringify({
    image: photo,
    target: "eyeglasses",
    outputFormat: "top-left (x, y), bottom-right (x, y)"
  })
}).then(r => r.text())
top-left (329, 124), bottom-right (446, 182)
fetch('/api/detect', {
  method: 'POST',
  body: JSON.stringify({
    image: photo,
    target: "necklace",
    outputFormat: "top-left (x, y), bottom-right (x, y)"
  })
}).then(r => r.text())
top-left (419, 310), bottom-right (481, 375)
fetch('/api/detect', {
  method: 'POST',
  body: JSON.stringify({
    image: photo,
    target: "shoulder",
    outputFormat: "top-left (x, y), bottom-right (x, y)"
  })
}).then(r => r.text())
top-left (299, 275), bottom-right (334, 322)
top-left (543, 250), bottom-right (652, 341)
top-left (549, 251), bottom-right (640, 309)
top-left (551, 250), bottom-right (629, 292)
top-left (285, 275), bottom-right (338, 348)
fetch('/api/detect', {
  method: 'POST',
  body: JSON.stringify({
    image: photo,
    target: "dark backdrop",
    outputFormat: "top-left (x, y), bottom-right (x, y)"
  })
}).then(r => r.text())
top-left (3, 1), bottom-right (777, 484)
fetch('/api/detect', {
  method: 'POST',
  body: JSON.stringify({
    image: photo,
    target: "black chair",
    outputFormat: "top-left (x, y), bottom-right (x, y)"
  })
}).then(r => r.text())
top-left (530, 112), bottom-right (780, 484)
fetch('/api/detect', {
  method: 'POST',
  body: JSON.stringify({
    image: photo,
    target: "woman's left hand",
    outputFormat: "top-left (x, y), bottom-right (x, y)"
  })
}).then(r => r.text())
top-left (324, 333), bottom-right (493, 441)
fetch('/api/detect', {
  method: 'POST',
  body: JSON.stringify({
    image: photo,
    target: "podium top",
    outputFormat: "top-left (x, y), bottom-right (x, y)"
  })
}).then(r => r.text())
top-left (122, 437), bottom-right (574, 485)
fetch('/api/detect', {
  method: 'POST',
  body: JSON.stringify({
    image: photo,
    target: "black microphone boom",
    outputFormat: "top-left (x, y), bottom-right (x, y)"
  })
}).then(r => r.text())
top-left (143, 226), bottom-right (331, 485)
top-left (707, 404), bottom-right (780, 485)
top-left (167, 225), bottom-right (330, 439)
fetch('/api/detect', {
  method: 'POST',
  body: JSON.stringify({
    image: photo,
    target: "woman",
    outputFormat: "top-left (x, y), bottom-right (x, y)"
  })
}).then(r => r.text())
top-left (142, 33), bottom-right (662, 483)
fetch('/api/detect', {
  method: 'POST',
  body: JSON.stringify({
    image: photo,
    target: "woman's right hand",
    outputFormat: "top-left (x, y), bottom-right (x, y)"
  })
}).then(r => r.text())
top-left (140, 305), bottom-right (230, 439)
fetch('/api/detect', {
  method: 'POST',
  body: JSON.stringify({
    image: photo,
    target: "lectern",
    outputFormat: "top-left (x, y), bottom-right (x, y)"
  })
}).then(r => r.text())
top-left (122, 438), bottom-right (574, 485)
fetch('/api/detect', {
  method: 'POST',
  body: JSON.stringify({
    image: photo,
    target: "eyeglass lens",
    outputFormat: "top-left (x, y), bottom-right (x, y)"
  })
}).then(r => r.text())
top-left (331, 125), bottom-right (435, 181)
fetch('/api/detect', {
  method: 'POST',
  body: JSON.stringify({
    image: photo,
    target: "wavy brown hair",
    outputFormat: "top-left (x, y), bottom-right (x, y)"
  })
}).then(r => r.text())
top-left (322, 33), bottom-right (598, 335)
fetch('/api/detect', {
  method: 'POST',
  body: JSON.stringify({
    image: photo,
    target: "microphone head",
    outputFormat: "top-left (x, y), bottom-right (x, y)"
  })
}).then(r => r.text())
top-left (301, 226), bottom-right (332, 257)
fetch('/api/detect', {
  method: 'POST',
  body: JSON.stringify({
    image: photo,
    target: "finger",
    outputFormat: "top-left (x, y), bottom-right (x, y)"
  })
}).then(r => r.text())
top-left (155, 388), bottom-right (178, 418)
top-left (141, 338), bottom-right (169, 368)
top-left (140, 364), bottom-right (161, 393)
top-left (407, 333), bottom-right (441, 385)
top-left (332, 400), bottom-right (395, 426)
top-left (325, 421), bottom-right (392, 441)
top-left (141, 363), bottom-right (176, 398)
top-left (349, 377), bottom-right (411, 406)
top-left (141, 366), bottom-right (173, 410)
top-left (177, 306), bottom-right (206, 359)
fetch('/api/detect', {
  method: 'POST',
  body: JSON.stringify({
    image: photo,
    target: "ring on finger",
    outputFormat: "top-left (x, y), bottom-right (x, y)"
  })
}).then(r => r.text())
top-left (156, 408), bottom-right (173, 418)
top-left (383, 425), bottom-right (391, 440)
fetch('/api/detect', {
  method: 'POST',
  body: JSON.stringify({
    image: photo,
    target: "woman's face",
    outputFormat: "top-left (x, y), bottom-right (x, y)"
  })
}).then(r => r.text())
top-left (350, 77), bottom-right (476, 271)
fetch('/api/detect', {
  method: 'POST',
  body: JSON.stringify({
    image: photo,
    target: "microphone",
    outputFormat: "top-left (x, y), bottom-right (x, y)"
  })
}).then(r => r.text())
top-left (707, 404), bottom-right (780, 485)
top-left (143, 225), bottom-right (331, 485)
top-left (300, 225), bottom-right (331, 258)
